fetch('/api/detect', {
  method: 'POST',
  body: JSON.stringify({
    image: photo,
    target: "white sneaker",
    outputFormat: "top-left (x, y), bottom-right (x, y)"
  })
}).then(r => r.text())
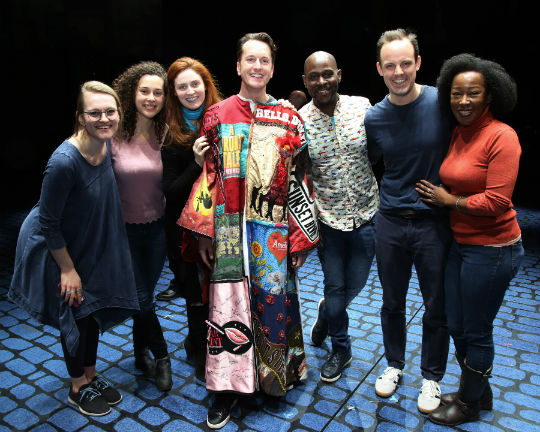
top-left (375, 366), bottom-right (403, 397)
top-left (417, 379), bottom-right (441, 413)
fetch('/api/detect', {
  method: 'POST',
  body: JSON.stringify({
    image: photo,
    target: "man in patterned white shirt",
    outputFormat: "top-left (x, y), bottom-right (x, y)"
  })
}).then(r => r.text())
top-left (300, 51), bottom-right (379, 382)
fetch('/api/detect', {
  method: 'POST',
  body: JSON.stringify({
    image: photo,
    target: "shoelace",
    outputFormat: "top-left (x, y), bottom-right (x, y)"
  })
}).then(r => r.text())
top-left (421, 380), bottom-right (441, 397)
top-left (381, 367), bottom-right (400, 380)
top-left (79, 385), bottom-right (102, 401)
top-left (93, 376), bottom-right (111, 390)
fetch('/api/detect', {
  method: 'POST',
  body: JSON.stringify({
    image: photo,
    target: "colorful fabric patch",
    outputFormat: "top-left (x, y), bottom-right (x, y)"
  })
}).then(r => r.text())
top-left (178, 159), bottom-right (216, 238)
top-left (207, 319), bottom-right (253, 355)
top-left (251, 283), bottom-right (306, 396)
top-left (215, 203), bottom-right (225, 217)
top-left (251, 284), bottom-right (302, 344)
top-left (213, 213), bottom-right (243, 281)
top-left (248, 222), bottom-right (288, 294)
top-left (219, 122), bottom-right (251, 179)
top-left (288, 167), bottom-right (319, 251)
top-left (206, 279), bottom-right (257, 394)
top-left (245, 123), bottom-right (288, 224)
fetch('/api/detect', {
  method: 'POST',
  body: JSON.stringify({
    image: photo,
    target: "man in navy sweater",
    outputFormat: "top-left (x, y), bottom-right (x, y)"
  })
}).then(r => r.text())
top-left (365, 28), bottom-right (452, 414)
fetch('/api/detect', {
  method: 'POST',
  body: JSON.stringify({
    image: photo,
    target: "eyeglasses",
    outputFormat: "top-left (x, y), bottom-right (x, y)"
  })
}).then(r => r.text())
top-left (83, 109), bottom-right (118, 121)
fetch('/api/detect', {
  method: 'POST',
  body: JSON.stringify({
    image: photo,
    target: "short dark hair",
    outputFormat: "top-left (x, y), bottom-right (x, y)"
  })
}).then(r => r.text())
top-left (376, 28), bottom-right (419, 63)
top-left (436, 53), bottom-right (517, 119)
top-left (236, 32), bottom-right (277, 64)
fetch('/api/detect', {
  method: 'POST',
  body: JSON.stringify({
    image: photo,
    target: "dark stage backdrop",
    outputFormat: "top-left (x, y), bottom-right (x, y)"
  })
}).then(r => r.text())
top-left (2, 0), bottom-right (537, 210)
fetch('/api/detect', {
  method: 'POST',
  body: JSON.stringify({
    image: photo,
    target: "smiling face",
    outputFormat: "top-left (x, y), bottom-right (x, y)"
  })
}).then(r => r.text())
top-left (303, 52), bottom-right (341, 116)
top-left (377, 38), bottom-right (421, 105)
top-left (135, 74), bottom-right (165, 120)
top-left (237, 39), bottom-right (274, 99)
top-left (450, 71), bottom-right (490, 126)
top-left (174, 68), bottom-right (206, 110)
top-left (78, 91), bottom-right (119, 142)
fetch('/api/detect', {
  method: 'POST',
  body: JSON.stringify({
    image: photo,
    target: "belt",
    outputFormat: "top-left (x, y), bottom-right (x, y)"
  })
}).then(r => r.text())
top-left (385, 210), bottom-right (438, 220)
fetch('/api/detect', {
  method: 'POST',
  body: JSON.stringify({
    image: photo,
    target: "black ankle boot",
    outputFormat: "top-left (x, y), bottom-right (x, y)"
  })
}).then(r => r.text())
top-left (135, 348), bottom-right (156, 377)
top-left (143, 308), bottom-right (171, 388)
top-left (429, 364), bottom-right (491, 426)
top-left (441, 353), bottom-right (493, 410)
top-left (133, 314), bottom-right (155, 376)
top-left (155, 356), bottom-right (172, 392)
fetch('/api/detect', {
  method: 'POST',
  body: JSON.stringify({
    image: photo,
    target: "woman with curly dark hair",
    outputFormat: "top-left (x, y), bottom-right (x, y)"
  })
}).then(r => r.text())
top-left (111, 61), bottom-right (172, 391)
top-left (157, 57), bottom-right (222, 382)
top-left (416, 53), bottom-right (524, 426)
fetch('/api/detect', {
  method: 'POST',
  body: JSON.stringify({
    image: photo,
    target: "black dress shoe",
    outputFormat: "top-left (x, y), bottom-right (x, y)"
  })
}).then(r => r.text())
top-left (207, 394), bottom-right (237, 429)
top-left (156, 287), bottom-right (181, 301)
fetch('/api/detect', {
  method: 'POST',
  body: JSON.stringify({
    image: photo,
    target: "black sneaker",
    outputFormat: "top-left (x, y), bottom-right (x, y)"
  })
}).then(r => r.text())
top-left (320, 346), bottom-right (352, 382)
top-left (68, 383), bottom-right (111, 416)
top-left (310, 298), bottom-right (328, 346)
top-left (207, 394), bottom-right (237, 429)
top-left (89, 375), bottom-right (122, 405)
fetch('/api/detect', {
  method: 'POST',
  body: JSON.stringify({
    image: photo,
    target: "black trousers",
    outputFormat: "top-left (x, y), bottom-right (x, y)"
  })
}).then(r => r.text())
top-left (60, 315), bottom-right (99, 378)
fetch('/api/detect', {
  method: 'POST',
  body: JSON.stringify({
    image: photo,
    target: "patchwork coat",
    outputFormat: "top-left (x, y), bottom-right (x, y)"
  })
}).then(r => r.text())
top-left (179, 95), bottom-right (318, 396)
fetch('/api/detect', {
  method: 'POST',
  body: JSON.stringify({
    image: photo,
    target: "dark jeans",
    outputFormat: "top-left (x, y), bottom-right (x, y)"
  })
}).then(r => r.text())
top-left (61, 315), bottom-right (99, 378)
top-left (318, 221), bottom-right (375, 352)
top-left (126, 219), bottom-right (168, 359)
top-left (375, 211), bottom-right (451, 381)
top-left (126, 219), bottom-right (167, 312)
top-left (445, 239), bottom-right (524, 371)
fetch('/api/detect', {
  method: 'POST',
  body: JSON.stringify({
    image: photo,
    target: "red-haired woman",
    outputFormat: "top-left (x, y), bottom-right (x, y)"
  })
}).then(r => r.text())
top-left (158, 57), bottom-right (222, 380)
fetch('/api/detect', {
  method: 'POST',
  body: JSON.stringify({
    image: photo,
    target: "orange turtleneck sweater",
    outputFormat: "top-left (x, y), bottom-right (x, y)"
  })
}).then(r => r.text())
top-left (439, 109), bottom-right (521, 245)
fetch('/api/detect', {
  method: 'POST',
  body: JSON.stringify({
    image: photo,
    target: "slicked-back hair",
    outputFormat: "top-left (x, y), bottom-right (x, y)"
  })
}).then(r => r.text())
top-left (376, 28), bottom-right (419, 63)
top-left (236, 32), bottom-right (277, 64)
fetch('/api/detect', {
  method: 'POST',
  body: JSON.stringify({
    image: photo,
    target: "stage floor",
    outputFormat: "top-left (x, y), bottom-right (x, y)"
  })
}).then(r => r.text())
top-left (1, 208), bottom-right (538, 432)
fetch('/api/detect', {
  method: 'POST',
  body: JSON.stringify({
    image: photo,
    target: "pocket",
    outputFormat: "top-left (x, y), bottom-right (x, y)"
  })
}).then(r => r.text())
top-left (511, 240), bottom-right (525, 277)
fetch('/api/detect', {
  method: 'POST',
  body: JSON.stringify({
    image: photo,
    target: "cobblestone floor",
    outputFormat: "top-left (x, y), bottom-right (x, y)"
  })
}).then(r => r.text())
top-left (1, 208), bottom-right (539, 432)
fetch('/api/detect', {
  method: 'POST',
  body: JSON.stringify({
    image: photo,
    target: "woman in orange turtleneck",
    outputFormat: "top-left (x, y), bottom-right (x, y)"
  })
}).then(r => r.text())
top-left (416, 53), bottom-right (524, 427)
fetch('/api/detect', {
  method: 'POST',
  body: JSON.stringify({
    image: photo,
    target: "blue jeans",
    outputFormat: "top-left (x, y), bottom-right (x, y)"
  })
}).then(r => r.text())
top-left (375, 212), bottom-right (451, 381)
top-left (126, 219), bottom-right (167, 312)
top-left (445, 239), bottom-right (524, 372)
top-left (317, 221), bottom-right (375, 352)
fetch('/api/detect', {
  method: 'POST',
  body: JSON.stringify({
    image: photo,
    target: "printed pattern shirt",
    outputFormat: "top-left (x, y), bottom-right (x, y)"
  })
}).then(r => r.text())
top-left (300, 95), bottom-right (379, 231)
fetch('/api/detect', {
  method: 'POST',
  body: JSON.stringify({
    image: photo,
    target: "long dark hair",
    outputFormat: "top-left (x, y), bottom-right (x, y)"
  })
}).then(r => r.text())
top-left (113, 61), bottom-right (167, 142)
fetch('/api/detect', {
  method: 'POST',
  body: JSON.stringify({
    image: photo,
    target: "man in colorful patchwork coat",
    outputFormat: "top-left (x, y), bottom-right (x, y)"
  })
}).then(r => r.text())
top-left (179, 32), bottom-right (318, 430)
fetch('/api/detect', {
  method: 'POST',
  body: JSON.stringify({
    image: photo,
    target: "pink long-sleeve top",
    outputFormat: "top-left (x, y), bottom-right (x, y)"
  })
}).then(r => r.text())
top-left (111, 134), bottom-right (165, 224)
top-left (439, 109), bottom-right (521, 245)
